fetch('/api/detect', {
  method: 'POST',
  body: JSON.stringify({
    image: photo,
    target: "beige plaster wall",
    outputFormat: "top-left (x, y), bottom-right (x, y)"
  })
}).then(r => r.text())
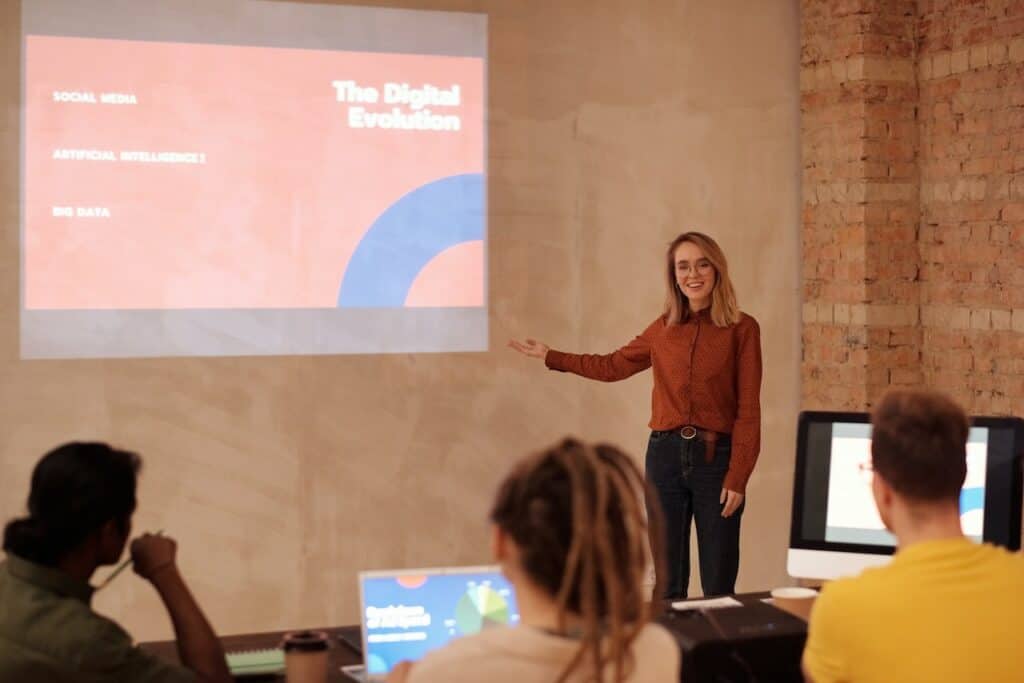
top-left (0, 0), bottom-right (801, 639)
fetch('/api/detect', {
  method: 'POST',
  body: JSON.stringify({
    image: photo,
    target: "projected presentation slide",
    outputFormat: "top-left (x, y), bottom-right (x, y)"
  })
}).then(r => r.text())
top-left (21, 0), bottom-right (487, 358)
top-left (361, 570), bottom-right (518, 675)
top-left (825, 423), bottom-right (989, 545)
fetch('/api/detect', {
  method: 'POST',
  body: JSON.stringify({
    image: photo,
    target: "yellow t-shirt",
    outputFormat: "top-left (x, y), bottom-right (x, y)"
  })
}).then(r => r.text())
top-left (803, 538), bottom-right (1024, 683)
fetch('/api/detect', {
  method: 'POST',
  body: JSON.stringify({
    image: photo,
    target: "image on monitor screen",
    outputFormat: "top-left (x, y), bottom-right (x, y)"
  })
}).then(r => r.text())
top-left (823, 422), bottom-right (989, 546)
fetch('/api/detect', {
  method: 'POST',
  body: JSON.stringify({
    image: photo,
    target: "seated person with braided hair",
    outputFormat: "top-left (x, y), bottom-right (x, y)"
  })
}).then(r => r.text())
top-left (0, 442), bottom-right (232, 683)
top-left (387, 438), bottom-right (681, 683)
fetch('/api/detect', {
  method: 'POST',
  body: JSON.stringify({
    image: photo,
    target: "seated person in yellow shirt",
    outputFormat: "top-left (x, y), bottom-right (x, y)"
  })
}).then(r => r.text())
top-left (0, 442), bottom-right (232, 683)
top-left (388, 438), bottom-right (681, 683)
top-left (803, 389), bottom-right (1024, 683)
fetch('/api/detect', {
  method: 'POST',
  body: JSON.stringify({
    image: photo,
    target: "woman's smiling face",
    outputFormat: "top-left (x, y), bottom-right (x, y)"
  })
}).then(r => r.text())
top-left (673, 240), bottom-right (716, 311)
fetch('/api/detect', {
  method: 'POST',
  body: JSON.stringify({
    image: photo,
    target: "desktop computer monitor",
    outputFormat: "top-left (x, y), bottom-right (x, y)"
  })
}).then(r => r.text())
top-left (788, 411), bottom-right (1023, 580)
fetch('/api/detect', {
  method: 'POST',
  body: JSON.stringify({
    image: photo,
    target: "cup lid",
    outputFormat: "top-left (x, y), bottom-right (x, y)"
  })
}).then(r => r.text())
top-left (282, 630), bottom-right (329, 652)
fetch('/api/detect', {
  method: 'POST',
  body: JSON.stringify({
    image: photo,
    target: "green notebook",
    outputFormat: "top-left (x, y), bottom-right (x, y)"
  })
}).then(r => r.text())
top-left (225, 648), bottom-right (286, 677)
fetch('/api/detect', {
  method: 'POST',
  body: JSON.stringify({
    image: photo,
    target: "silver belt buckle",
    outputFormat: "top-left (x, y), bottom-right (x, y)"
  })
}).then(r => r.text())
top-left (680, 425), bottom-right (698, 440)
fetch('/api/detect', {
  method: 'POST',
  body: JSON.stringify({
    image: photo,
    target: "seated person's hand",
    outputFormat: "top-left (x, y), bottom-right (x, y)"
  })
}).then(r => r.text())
top-left (387, 661), bottom-right (413, 683)
top-left (131, 533), bottom-right (177, 581)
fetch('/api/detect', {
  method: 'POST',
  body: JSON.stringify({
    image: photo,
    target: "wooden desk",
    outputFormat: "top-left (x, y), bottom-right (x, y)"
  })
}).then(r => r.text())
top-left (141, 626), bottom-right (363, 682)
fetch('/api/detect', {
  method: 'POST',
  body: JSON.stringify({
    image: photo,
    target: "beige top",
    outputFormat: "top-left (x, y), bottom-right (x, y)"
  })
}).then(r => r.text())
top-left (407, 622), bottom-right (680, 683)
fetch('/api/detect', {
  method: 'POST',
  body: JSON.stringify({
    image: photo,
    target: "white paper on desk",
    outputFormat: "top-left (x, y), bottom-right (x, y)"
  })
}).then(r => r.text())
top-left (670, 596), bottom-right (743, 611)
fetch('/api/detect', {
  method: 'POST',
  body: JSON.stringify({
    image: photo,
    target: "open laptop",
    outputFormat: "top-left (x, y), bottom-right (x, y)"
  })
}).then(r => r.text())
top-left (341, 565), bottom-right (519, 681)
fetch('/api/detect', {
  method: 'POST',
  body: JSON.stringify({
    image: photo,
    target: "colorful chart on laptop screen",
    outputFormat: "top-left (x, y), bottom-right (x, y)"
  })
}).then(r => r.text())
top-left (361, 569), bottom-right (518, 675)
top-left (454, 584), bottom-right (511, 633)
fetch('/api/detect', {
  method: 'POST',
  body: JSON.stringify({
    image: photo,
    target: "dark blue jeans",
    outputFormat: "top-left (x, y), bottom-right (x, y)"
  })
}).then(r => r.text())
top-left (645, 429), bottom-right (743, 600)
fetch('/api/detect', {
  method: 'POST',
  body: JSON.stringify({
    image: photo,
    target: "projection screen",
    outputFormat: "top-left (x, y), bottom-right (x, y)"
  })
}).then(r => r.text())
top-left (21, 0), bottom-right (487, 358)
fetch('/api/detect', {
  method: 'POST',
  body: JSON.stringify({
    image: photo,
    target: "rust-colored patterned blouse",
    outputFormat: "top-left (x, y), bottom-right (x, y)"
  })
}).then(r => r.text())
top-left (545, 308), bottom-right (762, 493)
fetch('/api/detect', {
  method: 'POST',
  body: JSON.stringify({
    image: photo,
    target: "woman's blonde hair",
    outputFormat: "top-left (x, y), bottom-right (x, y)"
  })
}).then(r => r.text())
top-left (663, 231), bottom-right (741, 327)
top-left (490, 438), bottom-right (664, 683)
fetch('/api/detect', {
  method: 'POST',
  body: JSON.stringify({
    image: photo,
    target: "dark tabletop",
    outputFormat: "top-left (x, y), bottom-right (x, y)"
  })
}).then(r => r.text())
top-left (141, 625), bottom-right (363, 682)
top-left (141, 594), bottom-right (807, 683)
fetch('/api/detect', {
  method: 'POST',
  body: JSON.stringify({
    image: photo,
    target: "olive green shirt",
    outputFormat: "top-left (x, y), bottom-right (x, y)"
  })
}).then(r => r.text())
top-left (0, 554), bottom-right (196, 683)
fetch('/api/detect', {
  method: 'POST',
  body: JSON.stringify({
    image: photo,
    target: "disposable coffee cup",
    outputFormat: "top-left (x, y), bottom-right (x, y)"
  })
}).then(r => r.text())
top-left (769, 587), bottom-right (818, 621)
top-left (282, 630), bottom-right (329, 683)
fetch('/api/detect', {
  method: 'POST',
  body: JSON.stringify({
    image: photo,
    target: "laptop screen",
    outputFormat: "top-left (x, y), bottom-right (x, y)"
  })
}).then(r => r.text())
top-left (359, 566), bottom-right (519, 676)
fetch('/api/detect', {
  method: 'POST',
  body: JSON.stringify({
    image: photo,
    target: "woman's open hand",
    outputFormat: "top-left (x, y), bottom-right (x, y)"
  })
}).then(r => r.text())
top-left (508, 338), bottom-right (550, 359)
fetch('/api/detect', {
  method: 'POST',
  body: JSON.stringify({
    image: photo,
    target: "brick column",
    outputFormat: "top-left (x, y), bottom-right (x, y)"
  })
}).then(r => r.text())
top-left (801, 0), bottom-right (920, 410)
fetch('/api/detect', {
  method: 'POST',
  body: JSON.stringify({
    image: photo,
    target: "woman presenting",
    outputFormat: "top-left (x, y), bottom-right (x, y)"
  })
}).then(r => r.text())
top-left (509, 231), bottom-right (762, 600)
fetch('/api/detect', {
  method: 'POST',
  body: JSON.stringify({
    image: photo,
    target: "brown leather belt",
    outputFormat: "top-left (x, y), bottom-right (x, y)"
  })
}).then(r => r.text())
top-left (677, 425), bottom-right (717, 443)
top-left (677, 425), bottom-right (718, 462)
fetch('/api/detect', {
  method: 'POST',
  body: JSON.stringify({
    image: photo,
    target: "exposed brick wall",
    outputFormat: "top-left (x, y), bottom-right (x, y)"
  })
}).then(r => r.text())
top-left (918, 0), bottom-right (1024, 415)
top-left (801, 0), bottom-right (1024, 416)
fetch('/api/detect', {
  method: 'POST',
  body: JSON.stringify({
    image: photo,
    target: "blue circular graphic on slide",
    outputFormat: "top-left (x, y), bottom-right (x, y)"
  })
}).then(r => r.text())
top-left (337, 173), bottom-right (485, 307)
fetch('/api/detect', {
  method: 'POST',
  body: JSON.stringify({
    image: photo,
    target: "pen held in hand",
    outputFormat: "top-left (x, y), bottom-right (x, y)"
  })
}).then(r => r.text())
top-left (94, 529), bottom-right (163, 591)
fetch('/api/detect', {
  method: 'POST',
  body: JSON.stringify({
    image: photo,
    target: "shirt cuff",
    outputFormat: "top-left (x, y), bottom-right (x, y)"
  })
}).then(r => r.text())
top-left (544, 349), bottom-right (568, 371)
top-left (723, 467), bottom-right (751, 495)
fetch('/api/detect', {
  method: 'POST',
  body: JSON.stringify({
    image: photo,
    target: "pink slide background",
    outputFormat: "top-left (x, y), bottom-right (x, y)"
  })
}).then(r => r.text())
top-left (24, 36), bottom-right (484, 310)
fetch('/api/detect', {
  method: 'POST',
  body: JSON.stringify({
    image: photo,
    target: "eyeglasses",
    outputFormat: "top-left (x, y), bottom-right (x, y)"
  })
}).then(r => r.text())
top-left (675, 261), bottom-right (714, 277)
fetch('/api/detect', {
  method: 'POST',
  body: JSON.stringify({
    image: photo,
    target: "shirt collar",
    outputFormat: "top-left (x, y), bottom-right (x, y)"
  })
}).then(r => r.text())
top-left (5, 553), bottom-right (95, 605)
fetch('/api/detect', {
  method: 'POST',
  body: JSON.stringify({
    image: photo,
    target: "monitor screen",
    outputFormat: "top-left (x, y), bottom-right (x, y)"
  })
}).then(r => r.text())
top-left (359, 566), bottom-right (519, 677)
top-left (789, 412), bottom-right (1022, 580)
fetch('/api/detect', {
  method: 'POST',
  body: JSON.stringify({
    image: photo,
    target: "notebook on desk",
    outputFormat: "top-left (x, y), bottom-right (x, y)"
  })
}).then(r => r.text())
top-left (341, 565), bottom-right (519, 682)
top-left (225, 647), bottom-right (286, 677)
